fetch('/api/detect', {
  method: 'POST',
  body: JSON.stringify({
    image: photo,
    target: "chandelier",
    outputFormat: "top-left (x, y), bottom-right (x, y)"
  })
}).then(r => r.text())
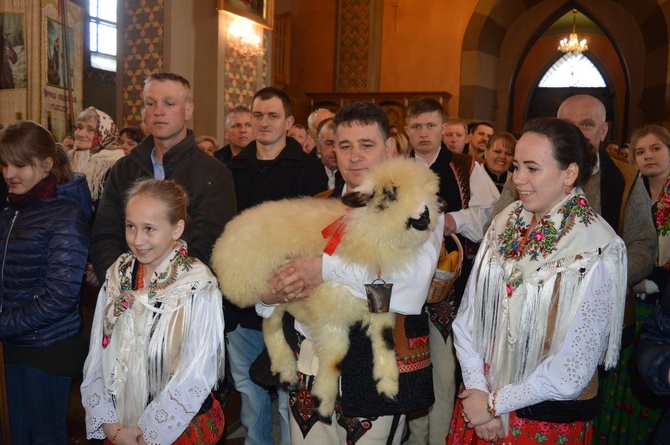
top-left (228, 18), bottom-right (265, 58)
top-left (558, 9), bottom-right (588, 53)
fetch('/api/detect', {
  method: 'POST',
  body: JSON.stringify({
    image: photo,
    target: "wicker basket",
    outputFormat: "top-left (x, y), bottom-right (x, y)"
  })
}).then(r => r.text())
top-left (425, 234), bottom-right (463, 304)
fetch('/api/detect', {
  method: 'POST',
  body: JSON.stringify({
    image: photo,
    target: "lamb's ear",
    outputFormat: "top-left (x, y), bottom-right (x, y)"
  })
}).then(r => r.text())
top-left (436, 195), bottom-right (448, 213)
top-left (342, 191), bottom-right (373, 208)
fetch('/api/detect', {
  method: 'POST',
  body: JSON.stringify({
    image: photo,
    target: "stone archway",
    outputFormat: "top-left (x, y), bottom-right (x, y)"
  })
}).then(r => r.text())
top-left (458, 0), bottom-right (670, 133)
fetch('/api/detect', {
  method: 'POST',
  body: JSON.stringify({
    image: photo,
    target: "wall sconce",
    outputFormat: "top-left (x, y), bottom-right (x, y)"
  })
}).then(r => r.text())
top-left (228, 17), bottom-right (264, 58)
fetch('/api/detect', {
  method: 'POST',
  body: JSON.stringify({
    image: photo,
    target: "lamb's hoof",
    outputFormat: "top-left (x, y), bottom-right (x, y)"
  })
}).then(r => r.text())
top-left (283, 382), bottom-right (298, 391)
top-left (382, 394), bottom-right (399, 404)
top-left (312, 396), bottom-right (334, 423)
top-left (277, 370), bottom-right (298, 386)
top-left (317, 413), bottom-right (333, 424)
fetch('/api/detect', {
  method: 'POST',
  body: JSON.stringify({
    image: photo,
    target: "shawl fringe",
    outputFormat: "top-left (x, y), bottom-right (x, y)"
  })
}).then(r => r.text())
top-left (468, 191), bottom-right (627, 432)
top-left (101, 242), bottom-right (225, 427)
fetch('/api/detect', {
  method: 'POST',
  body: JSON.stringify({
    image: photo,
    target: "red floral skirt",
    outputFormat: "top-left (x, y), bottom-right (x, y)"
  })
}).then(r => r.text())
top-left (104, 397), bottom-right (225, 445)
top-left (447, 398), bottom-right (592, 444)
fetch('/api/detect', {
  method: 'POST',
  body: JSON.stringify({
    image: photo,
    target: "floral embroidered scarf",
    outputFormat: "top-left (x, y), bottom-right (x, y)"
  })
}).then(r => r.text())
top-left (71, 107), bottom-right (123, 200)
top-left (468, 188), bottom-right (626, 429)
top-left (653, 175), bottom-right (670, 267)
top-left (100, 240), bottom-right (218, 426)
top-left (86, 106), bottom-right (119, 155)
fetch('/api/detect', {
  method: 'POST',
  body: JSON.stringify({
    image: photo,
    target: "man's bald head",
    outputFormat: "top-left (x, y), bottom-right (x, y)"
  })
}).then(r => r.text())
top-left (557, 95), bottom-right (608, 149)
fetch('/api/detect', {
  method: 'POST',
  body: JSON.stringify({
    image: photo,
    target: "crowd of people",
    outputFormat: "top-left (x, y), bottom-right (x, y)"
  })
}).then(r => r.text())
top-left (0, 71), bottom-right (668, 445)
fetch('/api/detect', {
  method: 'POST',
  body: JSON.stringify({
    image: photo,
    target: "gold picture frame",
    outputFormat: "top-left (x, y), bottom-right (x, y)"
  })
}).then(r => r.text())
top-left (217, 0), bottom-right (274, 29)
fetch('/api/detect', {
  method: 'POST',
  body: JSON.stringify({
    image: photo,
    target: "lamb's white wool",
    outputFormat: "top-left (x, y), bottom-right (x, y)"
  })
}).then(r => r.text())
top-left (211, 157), bottom-right (441, 417)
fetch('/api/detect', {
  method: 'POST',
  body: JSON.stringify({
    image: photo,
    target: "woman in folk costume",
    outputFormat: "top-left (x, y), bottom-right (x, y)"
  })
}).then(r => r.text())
top-left (81, 179), bottom-right (225, 445)
top-left (447, 118), bottom-right (627, 444)
top-left (72, 106), bottom-right (124, 211)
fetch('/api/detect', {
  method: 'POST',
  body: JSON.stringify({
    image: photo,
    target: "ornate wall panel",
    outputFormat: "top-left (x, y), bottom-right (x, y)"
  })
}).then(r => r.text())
top-left (336, 0), bottom-right (370, 92)
top-left (121, 0), bottom-right (164, 128)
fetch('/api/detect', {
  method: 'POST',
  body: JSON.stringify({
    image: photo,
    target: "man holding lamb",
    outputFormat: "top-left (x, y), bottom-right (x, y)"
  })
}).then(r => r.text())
top-left (259, 101), bottom-right (445, 444)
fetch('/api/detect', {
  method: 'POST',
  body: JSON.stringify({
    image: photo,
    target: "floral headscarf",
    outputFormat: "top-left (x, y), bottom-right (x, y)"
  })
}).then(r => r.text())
top-left (72, 107), bottom-right (123, 200)
top-left (85, 106), bottom-right (119, 154)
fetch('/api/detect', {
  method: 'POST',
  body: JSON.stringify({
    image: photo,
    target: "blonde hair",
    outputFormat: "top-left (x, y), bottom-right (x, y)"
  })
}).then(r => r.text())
top-left (486, 132), bottom-right (517, 155)
top-left (195, 135), bottom-right (218, 148)
top-left (126, 179), bottom-right (189, 227)
top-left (391, 132), bottom-right (409, 157)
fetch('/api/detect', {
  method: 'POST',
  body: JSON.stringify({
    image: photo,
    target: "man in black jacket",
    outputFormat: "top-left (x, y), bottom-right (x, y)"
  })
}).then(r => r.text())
top-left (91, 72), bottom-right (237, 279)
top-left (226, 86), bottom-right (327, 445)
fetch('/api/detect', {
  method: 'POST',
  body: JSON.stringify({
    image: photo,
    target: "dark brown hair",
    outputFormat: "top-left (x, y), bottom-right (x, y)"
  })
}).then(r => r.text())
top-left (0, 120), bottom-right (73, 181)
top-left (333, 102), bottom-right (391, 140)
top-left (522, 117), bottom-right (596, 188)
top-left (406, 98), bottom-right (446, 122)
top-left (253, 87), bottom-right (293, 117)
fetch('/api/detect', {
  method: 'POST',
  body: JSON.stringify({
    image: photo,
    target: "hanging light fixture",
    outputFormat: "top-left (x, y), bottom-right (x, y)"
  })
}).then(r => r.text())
top-left (228, 17), bottom-right (265, 58)
top-left (558, 9), bottom-right (588, 53)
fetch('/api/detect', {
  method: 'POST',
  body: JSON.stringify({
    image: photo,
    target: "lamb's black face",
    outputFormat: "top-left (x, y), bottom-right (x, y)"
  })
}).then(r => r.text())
top-left (406, 206), bottom-right (430, 231)
top-left (341, 179), bottom-right (433, 232)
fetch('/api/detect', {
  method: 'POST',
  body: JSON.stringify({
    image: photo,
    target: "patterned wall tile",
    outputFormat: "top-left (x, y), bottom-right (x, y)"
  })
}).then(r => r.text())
top-left (121, 0), bottom-right (163, 127)
top-left (337, 0), bottom-right (369, 92)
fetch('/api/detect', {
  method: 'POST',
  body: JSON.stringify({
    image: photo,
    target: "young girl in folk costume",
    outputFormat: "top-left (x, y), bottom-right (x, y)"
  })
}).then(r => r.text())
top-left (447, 118), bottom-right (627, 444)
top-left (81, 179), bottom-right (225, 445)
top-left (0, 121), bottom-right (91, 444)
top-left (72, 106), bottom-right (125, 208)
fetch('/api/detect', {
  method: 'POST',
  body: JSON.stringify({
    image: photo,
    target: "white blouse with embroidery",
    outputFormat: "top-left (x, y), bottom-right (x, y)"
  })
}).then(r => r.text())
top-left (453, 260), bottom-right (616, 414)
top-left (452, 192), bottom-right (626, 429)
top-left (81, 258), bottom-right (224, 445)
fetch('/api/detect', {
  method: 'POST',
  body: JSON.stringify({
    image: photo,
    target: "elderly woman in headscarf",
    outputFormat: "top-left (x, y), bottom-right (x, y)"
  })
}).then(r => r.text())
top-left (72, 106), bottom-right (124, 213)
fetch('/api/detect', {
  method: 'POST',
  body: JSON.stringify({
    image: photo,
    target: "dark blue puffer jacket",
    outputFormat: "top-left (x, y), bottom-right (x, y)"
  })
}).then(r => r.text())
top-left (638, 282), bottom-right (670, 396)
top-left (0, 173), bottom-right (91, 347)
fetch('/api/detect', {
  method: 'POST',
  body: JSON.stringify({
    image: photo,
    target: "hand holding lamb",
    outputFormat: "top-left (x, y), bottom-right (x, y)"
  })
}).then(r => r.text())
top-left (211, 157), bottom-right (443, 418)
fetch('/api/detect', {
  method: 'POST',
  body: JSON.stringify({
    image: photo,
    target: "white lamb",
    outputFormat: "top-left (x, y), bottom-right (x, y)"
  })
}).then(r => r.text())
top-left (211, 157), bottom-right (442, 418)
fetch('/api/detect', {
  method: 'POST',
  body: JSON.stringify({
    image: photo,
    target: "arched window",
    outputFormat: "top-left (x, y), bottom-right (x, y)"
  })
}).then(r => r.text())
top-left (538, 53), bottom-right (606, 88)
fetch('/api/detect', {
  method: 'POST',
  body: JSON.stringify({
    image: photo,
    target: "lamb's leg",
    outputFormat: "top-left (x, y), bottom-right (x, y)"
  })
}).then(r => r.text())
top-left (310, 323), bottom-right (351, 419)
top-left (263, 306), bottom-right (298, 386)
top-left (366, 312), bottom-right (399, 401)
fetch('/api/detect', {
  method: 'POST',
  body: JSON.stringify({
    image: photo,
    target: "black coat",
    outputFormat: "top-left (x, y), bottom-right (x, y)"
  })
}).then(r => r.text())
top-left (639, 285), bottom-right (670, 396)
top-left (225, 138), bottom-right (328, 331)
top-left (638, 284), bottom-right (670, 444)
top-left (229, 138), bottom-right (328, 212)
top-left (91, 130), bottom-right (237, 279)
top-left (214, 144), bottom-right (235, 166)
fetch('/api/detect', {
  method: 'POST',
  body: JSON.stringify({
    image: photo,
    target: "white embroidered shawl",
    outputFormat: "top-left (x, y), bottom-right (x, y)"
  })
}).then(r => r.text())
top-left (468, 188), bottom-right (626, 429)
top-left (83, 240), bottom-right (225, 432)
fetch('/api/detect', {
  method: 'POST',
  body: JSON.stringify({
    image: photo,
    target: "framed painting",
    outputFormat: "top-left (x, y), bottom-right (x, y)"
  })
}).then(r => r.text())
top-left (217, 0), bottom-right (274, 29)
top-left (46, 18), bottom-right (74, 89)
top-left (0, 13), bottom-right (26, 90)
